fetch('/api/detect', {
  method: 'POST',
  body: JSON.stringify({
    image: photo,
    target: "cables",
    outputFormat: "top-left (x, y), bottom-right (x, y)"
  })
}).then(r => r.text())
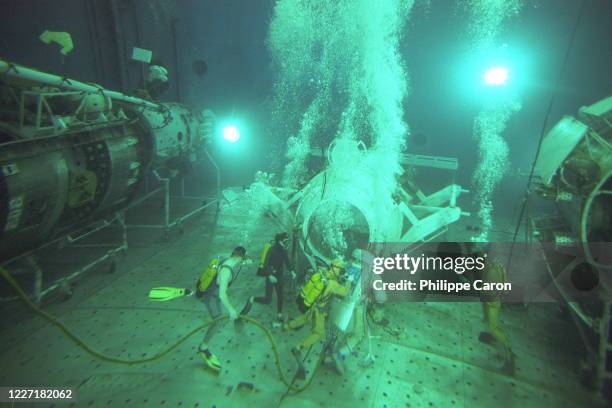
top-left (0, 266), bottom-right (319, 393)
top-left (1, 266), bottom-right (202, 364)
top-left (506, 0), bottom-right (589, 272)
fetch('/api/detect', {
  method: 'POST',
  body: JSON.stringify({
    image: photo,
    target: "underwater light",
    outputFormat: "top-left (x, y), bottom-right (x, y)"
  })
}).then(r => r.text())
top-left (222, 125), bottom-right (240, 143)
top-left (483, 66), bottom-right (509, 86)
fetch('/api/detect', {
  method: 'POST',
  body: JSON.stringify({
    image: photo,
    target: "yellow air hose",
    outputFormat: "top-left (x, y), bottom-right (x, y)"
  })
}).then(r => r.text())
top-left (0, 266), bottom-right (320, 392)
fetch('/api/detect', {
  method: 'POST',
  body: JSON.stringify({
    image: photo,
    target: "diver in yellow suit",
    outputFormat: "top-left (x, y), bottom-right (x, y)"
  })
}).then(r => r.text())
top-left (478, 255), bottom-right (516, 375)
top-left (283, 259), bottom-right (351, 379)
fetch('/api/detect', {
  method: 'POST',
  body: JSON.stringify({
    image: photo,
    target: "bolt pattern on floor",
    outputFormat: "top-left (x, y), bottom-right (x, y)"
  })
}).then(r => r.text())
top-left (0, 201), bottom-right (605, 407)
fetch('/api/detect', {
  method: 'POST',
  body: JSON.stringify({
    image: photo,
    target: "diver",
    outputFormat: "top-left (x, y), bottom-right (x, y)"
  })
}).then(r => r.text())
top-left (135, 60), bottom-right (170, 101)
top-left (329, 248), bottom-right (370, 375)
top-left (254, 232), bottom-right (295, 323)
top-left (283, 259), bottom-right (352, 379)
top-left (196, 246), bottom-right (248, 372)
top-left (472, 244), bottom-right (516, 375)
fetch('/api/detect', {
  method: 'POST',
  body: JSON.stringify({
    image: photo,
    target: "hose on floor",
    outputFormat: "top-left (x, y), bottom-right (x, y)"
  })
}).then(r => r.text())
top-left (0, 266), bottom-right (320, 393)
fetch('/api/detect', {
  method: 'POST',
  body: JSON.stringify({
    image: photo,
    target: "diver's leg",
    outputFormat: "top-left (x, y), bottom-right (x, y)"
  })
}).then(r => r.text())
top-left (291, 309), bottom-right (325, 379)
top-left (201, 295), bottom-right (223, 344)
top-left (479, 301), bottom-right (495, 344)
top-left (255, 278), bottom-right (273, 304)
top-left (297, 308), bottom-right (325, 351)
top-left (286, 310), bottom-right (308, 330)
top-left (276, 277), bottom-right (284, 318)
top-left (342, 303), bottom-right (365, 357)
top-left (287, 309), bottom-right (312, 379)
top-left (485, 300), bottom-right (515, 374)
top-left (199, 295), bottom-right (223, 370)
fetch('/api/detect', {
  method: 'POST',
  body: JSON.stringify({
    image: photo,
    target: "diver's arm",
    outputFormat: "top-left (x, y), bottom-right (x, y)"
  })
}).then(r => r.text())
top-left (325, 279), bottom-right (350, 298)
top-left (217, 267), bottom-right (237, 320)
top-left (280, 247), bottom-right (296, 279)
top-left (282, 248), bottom-right (292, 271)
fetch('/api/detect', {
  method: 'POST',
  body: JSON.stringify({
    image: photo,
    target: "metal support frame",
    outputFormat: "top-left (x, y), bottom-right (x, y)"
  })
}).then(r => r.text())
top-left (399, 153), bottom-right (459, 170)
top-left (1, 59), bottom-right (159, 111)
top-left (596, 302), bottom-right (612, 393)
top-left (1, 149), bottom-right (221, 302)
top-left (203, 148), bottom-right (221, 201)
top-left (531, 215), bottom-right (611, 398)
top-left (126, 169), bottom-right (219, 238)
top-left (395, 153), bottom-right (466, 243)
top-left (15, 89), bottom-right (128, 139)
top-left (19, 90), bottom-right (81, 131)
top-left (0, 213), bottom-right (127, 304)
top-left (397, 184), bottom-right (469, 243)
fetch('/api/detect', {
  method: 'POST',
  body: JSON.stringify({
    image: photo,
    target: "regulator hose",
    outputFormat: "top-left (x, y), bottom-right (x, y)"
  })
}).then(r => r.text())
top-left (0, 267), bottom-right (321, 393)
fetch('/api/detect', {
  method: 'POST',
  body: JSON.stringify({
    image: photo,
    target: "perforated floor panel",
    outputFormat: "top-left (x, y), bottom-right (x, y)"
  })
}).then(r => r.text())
top-left (0, 200), bottom-right (605, 407)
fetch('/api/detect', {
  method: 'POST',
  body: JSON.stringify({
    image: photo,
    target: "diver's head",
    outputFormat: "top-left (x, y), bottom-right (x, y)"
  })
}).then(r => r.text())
top-left (147, 64), bottom-right (169, 83)
top-left (275, 232), bottom-right (290, 248)
top-left (231, 246), bottom-right (247, 260)
top-left (326, 258), bottom-right (346, 279)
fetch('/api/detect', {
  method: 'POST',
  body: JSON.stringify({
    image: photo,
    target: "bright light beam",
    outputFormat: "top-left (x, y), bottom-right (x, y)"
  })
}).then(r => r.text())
top-left (483, 66), bottom-right (509, 86)
top-left (223, 125), bottom-right (240, 143)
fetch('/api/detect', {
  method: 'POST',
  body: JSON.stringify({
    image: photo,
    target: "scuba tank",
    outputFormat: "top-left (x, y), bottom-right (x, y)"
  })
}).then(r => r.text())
top-left (331, 263), bottom-right (362, 332)
top-left (296, 270), bottom-right (326, 312)
top-left (196, 256), bottom-right (224, 297)
top-left (256, 241), bottom-right (273, 277)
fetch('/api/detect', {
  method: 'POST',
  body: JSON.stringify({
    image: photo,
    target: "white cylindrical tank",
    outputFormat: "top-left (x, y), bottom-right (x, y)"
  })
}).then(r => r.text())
top-left (296, 139), bottom-right (403, 262)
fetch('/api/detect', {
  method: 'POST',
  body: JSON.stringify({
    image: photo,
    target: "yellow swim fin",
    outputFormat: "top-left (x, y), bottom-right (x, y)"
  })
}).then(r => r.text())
top-left (148, 287), bottom-right (193, 301)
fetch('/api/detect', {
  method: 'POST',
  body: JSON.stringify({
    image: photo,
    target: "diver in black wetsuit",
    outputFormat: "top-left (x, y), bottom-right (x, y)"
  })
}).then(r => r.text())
top-left (255, 232), bottom-right (295, 322)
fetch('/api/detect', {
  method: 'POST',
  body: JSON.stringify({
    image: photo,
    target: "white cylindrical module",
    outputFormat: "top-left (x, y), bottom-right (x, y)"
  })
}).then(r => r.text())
top-left (138, 103), bottom-right (210, 171)
top-left (0, 122), bottom-right (146, 260)
top-left (0, 61), bottom-right (213, 262)
top-left (296, 139), bottom-right (403, 263)
top-left (535, 97), bottom-right (612, 268)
